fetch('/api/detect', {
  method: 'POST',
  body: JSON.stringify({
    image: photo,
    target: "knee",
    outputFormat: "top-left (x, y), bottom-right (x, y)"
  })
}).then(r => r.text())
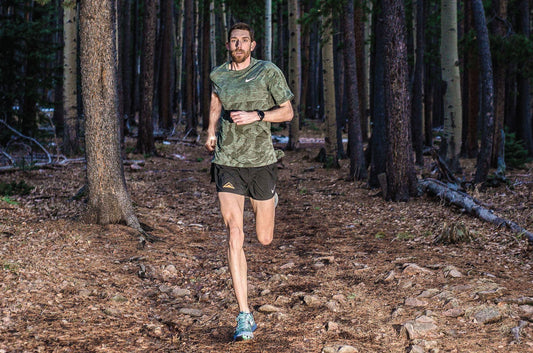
top-left (227, 225), bottom-right (244, 250)
top-left (257, 230), bottom-right (273, 246)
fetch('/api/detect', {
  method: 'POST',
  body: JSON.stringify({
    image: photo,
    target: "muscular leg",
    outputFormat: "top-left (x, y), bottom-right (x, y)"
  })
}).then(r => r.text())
top-left (250, 196), bottom-right (276, 245)
top-left (218, 192), bottom-right (249, 313)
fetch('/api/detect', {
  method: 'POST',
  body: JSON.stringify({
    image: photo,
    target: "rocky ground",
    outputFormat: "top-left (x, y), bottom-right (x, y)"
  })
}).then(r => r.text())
top-left (1, 133), bottom-right (533, 353)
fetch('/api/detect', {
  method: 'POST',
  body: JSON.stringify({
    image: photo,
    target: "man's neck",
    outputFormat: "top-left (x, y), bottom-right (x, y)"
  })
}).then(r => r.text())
top-left (230, 57), bottom-right (252, 71)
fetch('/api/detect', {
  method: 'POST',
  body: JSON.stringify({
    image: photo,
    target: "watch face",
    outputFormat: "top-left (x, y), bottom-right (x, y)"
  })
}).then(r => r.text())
top-left (257, 110), bottom-right (265, 120)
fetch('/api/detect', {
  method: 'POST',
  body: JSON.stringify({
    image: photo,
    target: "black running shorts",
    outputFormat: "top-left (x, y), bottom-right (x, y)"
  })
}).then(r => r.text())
top-left (212, 163), bottom-right (277, 200)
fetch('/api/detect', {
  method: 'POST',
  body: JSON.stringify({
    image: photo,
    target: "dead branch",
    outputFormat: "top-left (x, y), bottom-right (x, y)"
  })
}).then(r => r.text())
top-left (0, 119), bottom-right (52, 164)
top-left (419, 178), bottom-right (533, 244)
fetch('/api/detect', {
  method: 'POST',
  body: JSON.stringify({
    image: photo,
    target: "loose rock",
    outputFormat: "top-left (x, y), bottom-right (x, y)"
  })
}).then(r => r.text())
top-left (472, 307), bottom-right (502, 324)
top-left (304, 295), bottom-right (322, 308)
top-left (403, 315), bottom-right (438, 339)
top-left (258, 304), bottom-right (281, 313)
top-left (403, 263), bottom-right (433, 276)
top-left (179, 308), bottom-right (203, 317)
top-left (405, 297), bottom-right (428, 307)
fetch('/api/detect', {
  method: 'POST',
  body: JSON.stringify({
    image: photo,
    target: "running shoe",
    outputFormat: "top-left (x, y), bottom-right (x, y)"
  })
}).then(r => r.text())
top-left (233, 311), bottom-right (257, 341)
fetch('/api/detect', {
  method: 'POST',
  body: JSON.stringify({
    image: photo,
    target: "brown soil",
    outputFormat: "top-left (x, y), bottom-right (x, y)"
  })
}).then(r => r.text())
top-left (1, 133), bottom-right (533, 353)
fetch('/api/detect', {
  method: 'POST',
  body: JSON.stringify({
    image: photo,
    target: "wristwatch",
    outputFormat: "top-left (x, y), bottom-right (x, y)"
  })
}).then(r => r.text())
top-left (256, 110), bottom-right (265, 121)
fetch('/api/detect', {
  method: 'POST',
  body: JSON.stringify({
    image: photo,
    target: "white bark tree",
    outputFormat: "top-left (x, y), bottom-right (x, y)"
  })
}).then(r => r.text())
top-left (321, 14), bottom-right (338, 167)
top-left (62, 0), bottom-right (78, 155)
top-left (265, 0), bottom-right (272, 61)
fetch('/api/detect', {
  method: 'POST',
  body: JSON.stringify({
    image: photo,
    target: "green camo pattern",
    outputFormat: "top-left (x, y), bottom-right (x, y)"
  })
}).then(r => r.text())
top-left (210, 57), bottom-right (294, 167)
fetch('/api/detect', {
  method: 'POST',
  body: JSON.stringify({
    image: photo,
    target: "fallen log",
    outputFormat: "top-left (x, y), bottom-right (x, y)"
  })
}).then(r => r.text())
top-left (419, 178), bottom-right (533, 244)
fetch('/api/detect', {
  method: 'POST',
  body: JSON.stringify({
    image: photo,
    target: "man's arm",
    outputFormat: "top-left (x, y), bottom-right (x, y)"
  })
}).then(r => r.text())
top-left (229, 100), bottom-right (293, 126)
top-left (205, 92), bottom-right (222, 151)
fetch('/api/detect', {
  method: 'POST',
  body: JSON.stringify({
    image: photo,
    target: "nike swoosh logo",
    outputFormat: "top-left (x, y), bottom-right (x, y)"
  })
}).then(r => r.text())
top-left (245, 76), bottom-right (257, 82)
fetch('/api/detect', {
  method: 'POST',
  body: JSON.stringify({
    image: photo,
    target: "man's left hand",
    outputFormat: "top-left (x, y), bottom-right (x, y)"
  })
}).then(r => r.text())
top-left (229, 111), bottom-right (261, 125)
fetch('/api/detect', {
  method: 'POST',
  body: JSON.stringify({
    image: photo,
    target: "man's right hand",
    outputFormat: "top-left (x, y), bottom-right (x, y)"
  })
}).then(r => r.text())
top-left (205, 134), bottom-right (217, 152)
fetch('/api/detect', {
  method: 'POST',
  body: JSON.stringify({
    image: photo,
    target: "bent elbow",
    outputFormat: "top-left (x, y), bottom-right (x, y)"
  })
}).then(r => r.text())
top-left (286, 110), bottom-right (294, 122)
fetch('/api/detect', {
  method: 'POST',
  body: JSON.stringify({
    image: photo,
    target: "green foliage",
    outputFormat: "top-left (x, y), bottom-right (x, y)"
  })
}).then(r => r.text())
top-left (396, 232), bottom-right (414, 240)
top-left (505, 129), bottom-right (531, 169)
top-left (0, 196), bottom-right (19, 205)
top-left (374, 231), bottom-right (385, 239)
top-left (0, 180), bottom-right (34, 196)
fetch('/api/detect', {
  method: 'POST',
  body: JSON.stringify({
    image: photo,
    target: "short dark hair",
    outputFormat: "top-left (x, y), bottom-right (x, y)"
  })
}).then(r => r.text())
top-left (228, 22), bottom-right (254, 42)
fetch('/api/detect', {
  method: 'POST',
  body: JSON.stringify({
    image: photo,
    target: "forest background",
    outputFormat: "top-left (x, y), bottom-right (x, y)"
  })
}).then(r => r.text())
top-left (1, 0), bottom-right (533, 352)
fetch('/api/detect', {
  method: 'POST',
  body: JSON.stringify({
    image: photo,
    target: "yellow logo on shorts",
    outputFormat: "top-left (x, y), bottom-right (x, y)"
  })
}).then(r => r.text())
top-left (223, 182), bottom-right (235, 189)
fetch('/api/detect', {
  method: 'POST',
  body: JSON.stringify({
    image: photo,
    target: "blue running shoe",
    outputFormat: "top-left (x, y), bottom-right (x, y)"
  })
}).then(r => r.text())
top-left (233, 312), bottom-right (257, 341)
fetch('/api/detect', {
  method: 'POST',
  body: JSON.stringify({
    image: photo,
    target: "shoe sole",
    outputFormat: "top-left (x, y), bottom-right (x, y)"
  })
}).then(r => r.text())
top-left (233, 324), bottom-right (257, 342)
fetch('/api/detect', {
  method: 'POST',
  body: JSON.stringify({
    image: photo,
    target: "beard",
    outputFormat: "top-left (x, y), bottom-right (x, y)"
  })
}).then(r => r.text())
top-left (230, 49), bottom-right (250, 64)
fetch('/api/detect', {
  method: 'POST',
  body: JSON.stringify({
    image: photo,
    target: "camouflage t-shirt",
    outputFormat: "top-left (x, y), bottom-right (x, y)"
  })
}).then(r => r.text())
top-left (210, 57), bottom-right (294, 167)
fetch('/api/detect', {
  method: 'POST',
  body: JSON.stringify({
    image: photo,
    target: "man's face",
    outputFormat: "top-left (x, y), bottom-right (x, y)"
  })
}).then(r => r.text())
top-left (227, 29), bottom-right (256, 64)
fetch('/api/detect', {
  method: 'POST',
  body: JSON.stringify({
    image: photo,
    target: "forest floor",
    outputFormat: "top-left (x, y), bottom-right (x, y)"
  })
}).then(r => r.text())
top-left (1, 126), bottom-right (533, 353)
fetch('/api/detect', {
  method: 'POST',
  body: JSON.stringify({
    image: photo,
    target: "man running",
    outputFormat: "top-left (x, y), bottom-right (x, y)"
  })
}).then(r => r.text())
top-left (205, 22), bottom-right (293, 341)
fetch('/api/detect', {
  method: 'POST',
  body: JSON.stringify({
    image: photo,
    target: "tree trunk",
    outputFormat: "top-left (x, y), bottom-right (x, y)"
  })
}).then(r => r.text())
top-left (342, 0), bottom-right (366, 180)
top-left (334, 26), bottom-right (346, 159)
top-left (287, 0), bottom-right (301, 150)
top-left (201, 0), bottom-right (210, 130)
top-left (209, 0), bottom-right (216, 67)
top-left (411, 0), bottom-right (424, 166)
top-left (136, 0), bottom-right (156, 154)
top-left (369, 0), bottom-right (387, 188)
top-left (516, 0), bottom-right (532, 155)
top-left (62, 0), bottom-right (79, 156)
top-left (175, 0), bottom-right (184, 127)
top-left (440, 0), bottom-right (462, 171)
top-left (321, 14), bottom-right (339, 168)
top-left (184, 0), bottom-right (197, 136)
top-left (464, 0), bottom-right (480, 158)
top-left (265, 0), bottom-right (272, 61)
top-left (159, 0), bottom-right (174, 132)
top-left (490, 0), bottom-right (507, 167)
top-left (355, 2), bottom-right (367, 142)
top-left (472, 0), bottom-right (495, 183)
top-left (382, 0), bottom-right (418, 201)
top-left (121, 0), bottom-right (133, 136)
top-left (79, 0), bottom-right (142, 229)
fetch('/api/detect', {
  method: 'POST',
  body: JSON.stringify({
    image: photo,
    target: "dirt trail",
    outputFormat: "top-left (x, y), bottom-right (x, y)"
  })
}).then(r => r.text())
top-left (1, 139), bottom-right (533, 352)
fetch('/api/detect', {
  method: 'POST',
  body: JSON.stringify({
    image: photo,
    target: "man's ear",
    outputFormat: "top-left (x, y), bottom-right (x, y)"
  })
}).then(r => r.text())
top-left (251, 41), bottom-right (256, 52)
top-left (226, 42), bottom-right (230, 51)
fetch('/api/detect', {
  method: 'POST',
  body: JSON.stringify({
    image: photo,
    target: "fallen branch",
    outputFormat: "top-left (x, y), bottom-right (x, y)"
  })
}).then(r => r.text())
top-left (0, 119), bottom-right (51, 164)
top-left (419, 178), bottom-right (533, 244)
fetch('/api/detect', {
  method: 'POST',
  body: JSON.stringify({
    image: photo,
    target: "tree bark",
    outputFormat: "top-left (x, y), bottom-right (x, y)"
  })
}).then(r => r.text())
top-left (136, 0), bottom-right (156, 154)
top-left (440, 0), bottom-right (462, 171)
top-left (159, 0), bottom-right (174, 132)
top-left (472, 0), bottom-right (495, 183)
top-left (287, 0), bottom-right (301, 150)
top-left (201, 0), bottom-right (210, 130)
top-left (62, 0), bottom-right (79, 156)
top-left (79, 0), bottom-right (142, 230)
top-left (175, 0), bottom-right (184, 127)
top-left (120, 0), bottom-right (133, 136)
top-left (516, 0), bottom-right (533, 155)
top-left (490, 0), bottom-right (507, 167)
top-left (382, 0), bottom-right (418, 201)
top-left (464, 0), bottom-right (480, 158)
top-left (342, 0), bottom-right (366, 180)
top-left (369, 0), bottom-right (387, 188)
top-left (411, 0), bottom-right (424, 166)
top-left (184, 0), bottom-right (197, 136)
top-left (321, 14), bottom-right (339, 168)
top-left (265, 0), bottom-right (272, 61)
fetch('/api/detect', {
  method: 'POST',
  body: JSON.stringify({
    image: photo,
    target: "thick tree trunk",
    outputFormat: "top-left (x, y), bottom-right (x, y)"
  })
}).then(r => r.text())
top-left (490, 0), bottom-right (507, 167)
top-left (62, 0), bottom-right (79, 156)
top-left (159, 0), bottom-right (174, 131)
top-left (411, 0), bottom-right (424, 166)
top-left (121, 0), bottom-right (133, 136)
top-left (516, 0), bottom-right (533, 155)
top-left (342, 0), bottom-right (366, 180)
top-left (79, 0), bottom-right (141, 229)
top-left (354, 2), bottom-right (367, 142)
top-left (382, 0), bottom-right (418, 201)
top-left (472, 0), bottom-right (495, 183)
top-left (334, 28), bottom-right (346, 159)
top-left (369, 1), bottom-right (387, 188)
top-left (440, 0), bottom-right (462, 171)
top-left (321, 14), bottom-right (339, 168)
top-left (464, 0), bottom-right (480, 158)
top-left (287, 0), bottom-right (301, 150)
top-left (136, 0), bottom-right (156, 154)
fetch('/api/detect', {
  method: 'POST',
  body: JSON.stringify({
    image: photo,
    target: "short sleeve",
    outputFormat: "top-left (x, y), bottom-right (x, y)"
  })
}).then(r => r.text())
top-left (267, 65), bottom-right (294, 106)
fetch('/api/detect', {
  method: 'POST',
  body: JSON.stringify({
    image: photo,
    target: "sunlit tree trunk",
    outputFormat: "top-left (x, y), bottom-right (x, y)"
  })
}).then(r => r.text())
top-left (382, 0), bottom-right (418, 201)
top-left (472, 0), bottom-right (495, 183)
top-left (287, 0), bottom-right (301, 150)
top-left (80, 0), bottom-right (141, 229)
top-left (440, 0), bottom-right (462, 171)
top-left (342, 0), bottom-right (366, 180)
top-left (137, 0), bottom-right (156, 154)
top-left (321, 14), bottom-right (339, 168)
top-left (265, 0), bottom-right (272, 61)
top-left (63, 0), bottom-right (79, 155)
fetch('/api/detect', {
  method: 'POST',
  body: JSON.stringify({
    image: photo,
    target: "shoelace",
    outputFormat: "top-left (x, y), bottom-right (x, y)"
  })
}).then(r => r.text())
top-left (236, 313), bottom-right (252, 332)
